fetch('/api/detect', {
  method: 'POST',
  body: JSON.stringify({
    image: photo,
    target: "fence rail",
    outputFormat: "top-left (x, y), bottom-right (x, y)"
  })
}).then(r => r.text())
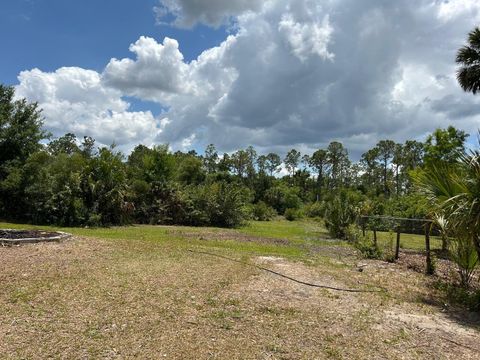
top-left (358, 215), bottom-right (435, 275)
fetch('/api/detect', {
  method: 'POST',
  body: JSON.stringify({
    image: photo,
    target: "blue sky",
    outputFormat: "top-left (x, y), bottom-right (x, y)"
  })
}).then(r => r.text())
top-left (3, 0), bottom-right (480, 156)
top-left (0, 0), bottom-right (226, 83)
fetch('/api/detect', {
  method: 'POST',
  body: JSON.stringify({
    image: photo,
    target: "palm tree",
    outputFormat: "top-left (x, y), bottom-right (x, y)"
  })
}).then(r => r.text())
top-left (456, 27), bottom-right (480, 94)
top-left (413, 137), bottom-right (480, 259)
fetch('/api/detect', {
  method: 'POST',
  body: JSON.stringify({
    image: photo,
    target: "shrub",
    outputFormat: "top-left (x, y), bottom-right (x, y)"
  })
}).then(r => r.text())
top-left (450, 236), bottom-right (478, 288)
top-left (355, 237), bottom-right (382, 259)
top-left (323, 190), bottom-right (358, 239)
top-left (264, 184), bottom-right (302, 214)
top-left (434, 282), bottom-right (480, 311)
top-left (86, 213), bottom-right (102, 227)
top-left (251, 201), bottom-right (276, 221)
top-left (148, 181), bottom-right (193, 225)
top-left (304, 201), bottom-right (324, 218)
top-left (284, 208), bottom-right (302, 221)
top-left (345, 224), bottom-right (362, 243)
top-left (190, 182), bottom-right (251, 228)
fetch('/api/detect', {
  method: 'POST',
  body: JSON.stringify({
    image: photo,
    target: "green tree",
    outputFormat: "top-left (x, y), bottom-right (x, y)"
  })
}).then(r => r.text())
top-left (176, 155), bottom-right (205, 185)
top-left (456, 27), bottom-right (480, 94)
top-left (256, 155), bottom-right (268, 175)
top-left (203, 144), bottom-right (218, 173)
top-left (265, 153), bottom-right (281, 176)
top-left (81, 136), bottom-right (96, 158)
top-left (245, 145), bottom-right (257, 181)
top-left (231, 149), bottom-right (249, 178)
top-left (424, 126), bottom-right (468, 165)
top-left (376, 140), bottom-right (396, 196)
top-left (309, 149), bottom-right (328, 199)
top-left (392, 143), bottom-right (403, 195)
top-left (284, 149), bottom-right (301, 178)
top-left (0, 85), bottom-right (48, 164)
top-left (83, 146), bottom-right (129, 225)
top-left (327, 141), bottom-right (349, 189)
top-left (48, 133), bottom-right (80, 156)
top-left (264, 183), bottom-right (302, 214)
top-left (0, 85), bottom-right (49, 219)
top-left (128, 144), bottom-right (175, 183)
top-left (360, 147), bottom-right (381, 194)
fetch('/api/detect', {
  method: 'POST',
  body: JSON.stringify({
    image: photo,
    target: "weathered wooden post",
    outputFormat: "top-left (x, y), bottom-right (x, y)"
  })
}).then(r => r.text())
top-left (373, 226), bottom-right (377, 247)
top-left (362, 217), bottom-right (366, 237)
top-left (425, 221), bottom-right (434, 275)
top-left (395, 226), bottom-right (401, 260)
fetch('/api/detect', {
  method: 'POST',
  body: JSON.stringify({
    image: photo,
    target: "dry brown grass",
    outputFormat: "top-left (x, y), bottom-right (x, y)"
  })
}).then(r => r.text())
top-left (1, 227), bottom-right (479, 359)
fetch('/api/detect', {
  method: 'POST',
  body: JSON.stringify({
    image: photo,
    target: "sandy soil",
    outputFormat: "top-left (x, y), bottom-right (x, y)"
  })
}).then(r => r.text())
top-left (0, 234), bottom-right (479, 359)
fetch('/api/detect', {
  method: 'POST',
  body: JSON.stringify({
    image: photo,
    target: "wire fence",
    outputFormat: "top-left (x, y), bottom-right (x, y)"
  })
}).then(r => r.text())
top-left (358, 215), bottom-right (436, 275)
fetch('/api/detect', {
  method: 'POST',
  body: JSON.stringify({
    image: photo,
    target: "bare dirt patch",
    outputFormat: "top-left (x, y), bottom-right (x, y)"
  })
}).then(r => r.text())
top-left (220, 255), bottom-right (480, 359)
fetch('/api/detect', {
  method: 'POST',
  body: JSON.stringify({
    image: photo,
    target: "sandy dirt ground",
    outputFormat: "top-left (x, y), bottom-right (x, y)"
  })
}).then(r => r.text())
top-left (1, 234), bottom-right (479, 359)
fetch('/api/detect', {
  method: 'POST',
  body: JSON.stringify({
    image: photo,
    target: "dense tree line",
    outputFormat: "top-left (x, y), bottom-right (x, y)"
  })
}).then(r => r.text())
top-left (1, 83), bottom-right (473, 230)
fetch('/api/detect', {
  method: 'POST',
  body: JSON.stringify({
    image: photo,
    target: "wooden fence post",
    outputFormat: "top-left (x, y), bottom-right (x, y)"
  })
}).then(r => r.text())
top-left (373, 226), bottom-right (377, 247)
top-left (395, 227), bottom-right (401, 260)
top-left (425, 222), bottom-right (434, 275)
top-left (362, 218), bottom-right (366, 237)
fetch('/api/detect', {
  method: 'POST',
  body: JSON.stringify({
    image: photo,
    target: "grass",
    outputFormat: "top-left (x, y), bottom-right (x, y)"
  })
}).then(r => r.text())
top-left (238, 218), bottom-right (330, 243)
top-left (370, 230), bottom-right (443, 251)
top-left (0, 221), bottom-right (306, 259)
top-left (1, 219), bottom-right (479, 359)
top-left (0, 219), bottom-right (440, 253)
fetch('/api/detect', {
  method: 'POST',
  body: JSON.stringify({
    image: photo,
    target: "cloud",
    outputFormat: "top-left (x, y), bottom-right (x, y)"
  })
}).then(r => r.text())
top-left (436, 0), bottom-right (480, 22)
top-left (150, 0), bottom-right (480, 155)
top-left (103, 36), bottom-right (192, 102)
top-left (15, 67), bottom-right (161, 149)
top-left (15, 0), bottom-right (480, 158)
top-left (278, 14), bottom-right (334, 62)
top-left (154, 0), bottom-right (262, 28)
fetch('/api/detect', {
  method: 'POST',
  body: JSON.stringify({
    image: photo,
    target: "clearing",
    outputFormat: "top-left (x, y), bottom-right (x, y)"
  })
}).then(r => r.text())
top-left (0, 219), bottom-right (479, 359)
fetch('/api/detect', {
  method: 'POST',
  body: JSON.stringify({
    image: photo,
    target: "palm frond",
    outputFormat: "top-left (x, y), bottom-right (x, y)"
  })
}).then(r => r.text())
top-left (467, 27), bottom-right (480, 50)
top-left (456, 46), bottom-right (480, 65)
top-left (456, 65), bottom-right (480, 94)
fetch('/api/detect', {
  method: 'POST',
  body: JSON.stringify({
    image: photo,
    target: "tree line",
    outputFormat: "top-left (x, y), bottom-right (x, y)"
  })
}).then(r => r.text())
top-left (0, 83), bottom-right (471, 231)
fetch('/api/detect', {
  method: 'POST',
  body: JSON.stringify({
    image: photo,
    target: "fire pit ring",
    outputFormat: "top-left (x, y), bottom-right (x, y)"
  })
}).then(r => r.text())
top-left (0, 229), bottom-right (72, 245)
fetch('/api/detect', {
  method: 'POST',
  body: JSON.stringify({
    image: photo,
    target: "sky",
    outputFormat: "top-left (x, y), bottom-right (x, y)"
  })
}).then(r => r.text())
top-left (2, 0), bottom-right (480, 157)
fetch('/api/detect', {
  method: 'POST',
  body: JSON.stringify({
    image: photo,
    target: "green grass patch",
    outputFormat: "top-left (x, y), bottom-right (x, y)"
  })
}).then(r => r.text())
top-left (372, 230), bottom-right (442, 251)
top-left (0, 221), bottom-right (307, 259)
top-left (238, 219), bottom-right (328, 242)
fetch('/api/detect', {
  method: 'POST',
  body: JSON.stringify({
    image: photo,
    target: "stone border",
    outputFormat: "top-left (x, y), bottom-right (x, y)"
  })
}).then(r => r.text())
top-left (0, 229), bottom-right (72, 245)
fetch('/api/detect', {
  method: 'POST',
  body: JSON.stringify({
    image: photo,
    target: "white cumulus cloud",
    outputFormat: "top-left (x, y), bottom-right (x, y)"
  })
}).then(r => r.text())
top-left (103, 36), bottom-right (192, 102)
top-left (15, 67), bottom-right (161, 149)
top-left (14, 0), bottom-right (480, 157)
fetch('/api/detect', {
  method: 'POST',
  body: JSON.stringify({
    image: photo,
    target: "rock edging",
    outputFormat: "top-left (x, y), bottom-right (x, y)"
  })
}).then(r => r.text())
top-left (0, 229), bottom-right (72, 245)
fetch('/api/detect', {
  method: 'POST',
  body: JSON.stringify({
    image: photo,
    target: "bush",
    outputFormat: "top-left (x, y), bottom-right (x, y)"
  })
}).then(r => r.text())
top-left (304, 201), bottom-right (324, 218)
top-left (284, 208), bottom-right (302, 221)
top-left (355, 237), bottom-right (382, 259)
top-left (189, 182), bottom-right (251, 228)
top-left (449, 236), bottom-right (478, 288)
top-left (323, 190), bottom-right (359, 239)
top-left (251, 201), bottom-right (276, 221)
top-left (148, 182), bottom-right (193, 225)
top-left (434, 281), bottom-right (480, 311)
top-left (384, 193), bottom-right (429, 219)
top-left (345, 224), bottom-right (362, 242)
top-left (86, 213), bottom-right (102, 227)
top-left (264, 184), bottom-right (302, 214)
